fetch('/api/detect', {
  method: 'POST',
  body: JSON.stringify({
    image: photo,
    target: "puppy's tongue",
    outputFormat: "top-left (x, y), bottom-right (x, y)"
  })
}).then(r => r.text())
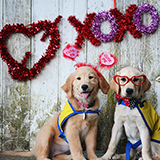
top-left (82, 93), bottom-right (89, 99)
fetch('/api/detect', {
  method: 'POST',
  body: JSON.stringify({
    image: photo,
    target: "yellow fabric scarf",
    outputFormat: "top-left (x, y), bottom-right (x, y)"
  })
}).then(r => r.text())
top-left (57, 100), bottom-right (100, 143)
top-left (137, 101), bottom-right (160, 142)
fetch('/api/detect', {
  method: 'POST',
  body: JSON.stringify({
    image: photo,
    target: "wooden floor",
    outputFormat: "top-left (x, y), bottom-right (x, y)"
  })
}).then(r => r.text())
top-left (0, 152), bottom-right (104, 160)
top-left (0, 156), bottom-right (36, 160)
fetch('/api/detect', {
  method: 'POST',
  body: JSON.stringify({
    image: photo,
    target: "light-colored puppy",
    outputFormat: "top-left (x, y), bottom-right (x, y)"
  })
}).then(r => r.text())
top-left (0, 65), bottom-right (110, 160)
top-left (101, 66), bottom-right (160, 160)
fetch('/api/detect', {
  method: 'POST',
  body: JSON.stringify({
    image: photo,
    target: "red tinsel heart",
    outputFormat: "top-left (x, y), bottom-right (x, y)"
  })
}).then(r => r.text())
top-left (0, 15), bottom-right (62, 81)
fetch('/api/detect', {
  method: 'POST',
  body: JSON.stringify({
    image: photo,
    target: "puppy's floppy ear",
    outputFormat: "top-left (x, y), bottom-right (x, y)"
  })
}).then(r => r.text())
top-left (61, 73), bottom-right (74, 98)
top-left (98, 75), bottom-right (110, 94)
top-left (109, 72), bottom-right (120, 94)
top-left (140, 76), bottom-right (151, 95)
top-left (109, 77), bottom-right (120, 94)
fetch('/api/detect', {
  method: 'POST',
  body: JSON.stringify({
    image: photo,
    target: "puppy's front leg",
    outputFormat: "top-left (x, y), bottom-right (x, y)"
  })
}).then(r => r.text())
top-left (66, 127), bottom-right (86, 160)
top-left (85, 123), bottom-right (100, 160)
top-left (139, 127), bottom-right (152, 160)
top-left (101, 124), bottom-right (123, 160)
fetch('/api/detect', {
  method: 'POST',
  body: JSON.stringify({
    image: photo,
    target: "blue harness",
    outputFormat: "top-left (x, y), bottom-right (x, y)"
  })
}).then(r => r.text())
top-left (57, 100), bottom-right (100, 143)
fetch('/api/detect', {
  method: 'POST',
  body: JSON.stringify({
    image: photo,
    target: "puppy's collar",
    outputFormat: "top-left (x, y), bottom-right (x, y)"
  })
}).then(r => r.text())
top-left (115, 93), bottom-right (139, 110)
top-left (76, 99), bottom-right (95, 108)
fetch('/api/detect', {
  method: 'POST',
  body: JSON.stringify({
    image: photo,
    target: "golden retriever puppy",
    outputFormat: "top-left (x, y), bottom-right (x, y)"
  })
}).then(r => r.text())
top-left (101, 66), bottom-right (160, 160)
top-left (0, 64), bottom-right (110, 160)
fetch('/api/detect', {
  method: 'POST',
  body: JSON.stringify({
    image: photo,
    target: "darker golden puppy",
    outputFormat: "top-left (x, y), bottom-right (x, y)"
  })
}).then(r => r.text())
top-left (0, 65), bottom-right (110, 160)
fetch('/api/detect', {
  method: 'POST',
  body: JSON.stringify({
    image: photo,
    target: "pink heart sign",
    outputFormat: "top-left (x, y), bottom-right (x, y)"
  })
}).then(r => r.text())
top-left (99, 52), bottom-right (118, 69)
top-left (63, 44), bottom-right (79, 61)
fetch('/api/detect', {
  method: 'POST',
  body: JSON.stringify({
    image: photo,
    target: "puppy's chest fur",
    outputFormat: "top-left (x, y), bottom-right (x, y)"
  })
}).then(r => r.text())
top-left (115, 103), bottom-right (145, 143)
top-left (65, 112), bottom-right (98, 139)
top-left (80, 114), bottom-right (97, 139)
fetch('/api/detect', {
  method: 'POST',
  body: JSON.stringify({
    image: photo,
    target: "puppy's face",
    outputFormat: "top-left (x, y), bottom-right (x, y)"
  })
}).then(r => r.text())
top-left (117, 67), bottom-right (143, 99)
top-left (110, 67), bottom-right (151, 99)
top-left (72, 67), bottom-right (99, 103)
top-left (61, 66), bottom-right (110, 104)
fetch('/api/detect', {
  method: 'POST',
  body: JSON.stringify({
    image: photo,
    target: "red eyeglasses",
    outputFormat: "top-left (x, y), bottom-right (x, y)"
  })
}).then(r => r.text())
top-left (113, 74), bottom-right (146, 86)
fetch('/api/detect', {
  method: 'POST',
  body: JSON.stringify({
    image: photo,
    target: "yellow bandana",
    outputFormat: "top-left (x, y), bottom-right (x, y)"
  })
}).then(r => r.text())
top-left (57, 100), bottom-right (100, 143)
top-left (124, 100), bottom-right (160, 160)
top-left (137, 101), bottom-right (160, 142)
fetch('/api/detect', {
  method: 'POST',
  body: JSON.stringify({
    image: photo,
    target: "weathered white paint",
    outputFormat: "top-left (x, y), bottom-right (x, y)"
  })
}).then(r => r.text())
top-left (1, 0), bottom-right (31, 151)
top-left (155, 77), bottom-right (160, 115)
top-left (0, 0), bottom-right (160, 153)
top-left (30, 0), bottom-right (60, 148)
top-left (0, 0), bottom-right (2, 151)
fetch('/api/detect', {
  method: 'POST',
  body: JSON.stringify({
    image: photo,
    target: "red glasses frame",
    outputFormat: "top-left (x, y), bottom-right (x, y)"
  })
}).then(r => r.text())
top-left (113, 74), bottom-right (146, 86)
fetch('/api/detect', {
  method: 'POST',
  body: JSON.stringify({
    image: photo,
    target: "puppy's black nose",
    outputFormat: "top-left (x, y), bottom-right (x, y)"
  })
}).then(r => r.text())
top-left (126, 88), bottom-right (133, 95)
top-left (81, 84), bottom-right (88, 91)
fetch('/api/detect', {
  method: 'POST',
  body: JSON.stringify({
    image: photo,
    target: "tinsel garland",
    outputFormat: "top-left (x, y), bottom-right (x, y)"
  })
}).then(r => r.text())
top-left (133, 3), bottom-right (159, 36)
top-left (91, 11), bottom-right (118, 42)
top-left (0, 16), bottom-right (62, 81)
top-left (0, 3), bottom-right (160, 80)
top-left (109, 4), bottom-right (142, 42)
top-left (68, 13), bottom-right (101, 49)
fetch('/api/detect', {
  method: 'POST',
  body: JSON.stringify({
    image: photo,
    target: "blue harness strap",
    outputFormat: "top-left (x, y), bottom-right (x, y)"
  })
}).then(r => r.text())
top-left (57, 100), bottom-right (101, 143)
top-left (57, 115), bottom-right (69, 143)
top-left (126, 140), bottom-right (141, 160)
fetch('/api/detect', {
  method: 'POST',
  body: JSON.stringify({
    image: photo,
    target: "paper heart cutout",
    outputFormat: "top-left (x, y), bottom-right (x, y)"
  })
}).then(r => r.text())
top-left (63, 44), bottom-right (79, 61)
top-left (100, 53), bottom-right (114, 65)
top-left (0, 15), bottom-right (62, 80)
top-left (99, 52), bottom-right (118, 68)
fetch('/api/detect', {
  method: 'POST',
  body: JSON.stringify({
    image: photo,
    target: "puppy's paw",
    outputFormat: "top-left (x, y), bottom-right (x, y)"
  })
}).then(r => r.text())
top-left (88, 157), bottom-right (102, 160)
top-left (152, 156), bottom-right (160, 160)
top-left (100, 157), bottom-right (110, 160)
top-left (112, 154), bottom-right (126, 160)
top-left (89, 158), bottom-right (103, 160)
top-left (52, 155), bottom-right (73, 160)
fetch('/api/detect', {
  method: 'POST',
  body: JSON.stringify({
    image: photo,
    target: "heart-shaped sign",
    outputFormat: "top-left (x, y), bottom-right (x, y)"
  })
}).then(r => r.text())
top-left (63, 44), bottom-right (79, 61)
top-left (99, 52), bottom-right (118, 69)
top-left (0, 15), bottom-right (62, 81)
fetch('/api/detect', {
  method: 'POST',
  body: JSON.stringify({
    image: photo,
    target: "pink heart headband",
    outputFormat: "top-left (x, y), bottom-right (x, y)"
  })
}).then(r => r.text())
top-left (63, 44), bottom-right (118, 75)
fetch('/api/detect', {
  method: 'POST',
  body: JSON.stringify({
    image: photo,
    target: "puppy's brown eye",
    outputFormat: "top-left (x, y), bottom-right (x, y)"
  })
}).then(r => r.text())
top-left (77, 77), bottom-right (81, 80)
top-left (133, 78), bottom-right (139, 82)
top-left (121, 78), bottom-right (126, 82)
top-left (89, 76), bottom-right (93, 79)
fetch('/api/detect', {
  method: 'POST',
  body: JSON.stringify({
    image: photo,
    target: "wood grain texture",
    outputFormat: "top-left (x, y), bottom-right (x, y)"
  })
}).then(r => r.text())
top-left (1, 0), bottom-right (31, 151)
top-left (0, 0), bottom-right (160, 153)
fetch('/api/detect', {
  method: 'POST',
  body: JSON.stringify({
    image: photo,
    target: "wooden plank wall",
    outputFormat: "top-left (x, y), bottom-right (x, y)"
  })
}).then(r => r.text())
top-left (0, 0), bottom-right (160, 153)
